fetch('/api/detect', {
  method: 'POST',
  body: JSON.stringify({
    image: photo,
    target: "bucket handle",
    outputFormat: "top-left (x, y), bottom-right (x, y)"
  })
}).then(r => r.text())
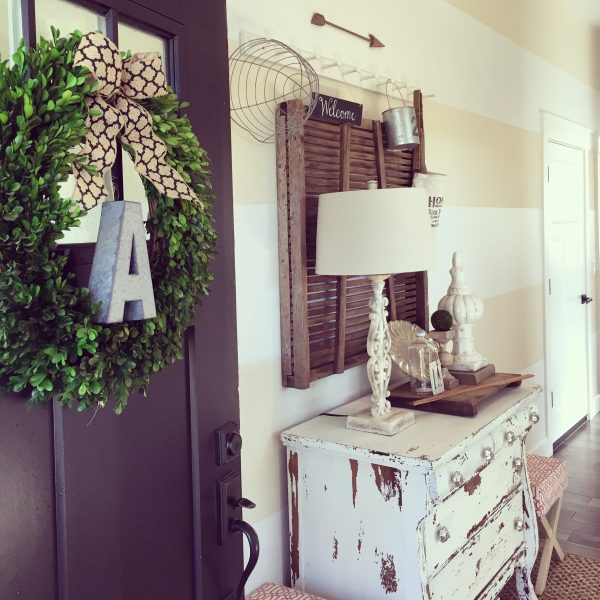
top-left (385, 79), bottom-right (409, 109)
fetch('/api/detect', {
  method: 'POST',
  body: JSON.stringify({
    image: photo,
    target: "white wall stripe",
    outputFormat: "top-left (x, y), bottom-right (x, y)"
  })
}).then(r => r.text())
top-left (227, 0), bottom-right (600, 135)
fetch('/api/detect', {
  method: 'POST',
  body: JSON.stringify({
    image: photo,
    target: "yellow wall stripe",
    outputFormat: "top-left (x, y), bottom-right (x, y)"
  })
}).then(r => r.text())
top-left (425, 101), bottom-right (542, 209)
top-left (445, 0), bottom-right (600, 92)
top-left (476, 285), bottom-right (545, 372)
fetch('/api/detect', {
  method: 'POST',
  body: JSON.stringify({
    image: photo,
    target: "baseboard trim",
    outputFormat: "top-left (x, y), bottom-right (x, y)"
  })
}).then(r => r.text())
top-left (591, 394), bottom-right (600, 419)
top-left (553, 416), bottom-right (588, 453)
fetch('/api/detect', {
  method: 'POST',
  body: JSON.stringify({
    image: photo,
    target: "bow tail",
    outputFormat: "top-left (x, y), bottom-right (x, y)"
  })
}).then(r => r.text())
top-left (116, 95), bottom-right (200, 205)
top-left (72, 97), bottom-right (125, 209)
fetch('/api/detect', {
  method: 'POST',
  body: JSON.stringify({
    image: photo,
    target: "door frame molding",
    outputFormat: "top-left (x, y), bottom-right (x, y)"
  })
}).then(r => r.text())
top-left (541, 111), bottom-right (594, 448)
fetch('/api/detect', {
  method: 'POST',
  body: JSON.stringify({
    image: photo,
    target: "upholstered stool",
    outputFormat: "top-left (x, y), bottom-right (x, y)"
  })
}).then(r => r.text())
top-left (247, 584), bottom-right (327, 600)
top-left (527, 454), bottom-right (568, 595)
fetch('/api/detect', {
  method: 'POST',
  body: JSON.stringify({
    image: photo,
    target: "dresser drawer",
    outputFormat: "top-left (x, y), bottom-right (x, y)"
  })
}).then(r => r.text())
top-left (427, 492), bottom-right (525, 600)
top-left (431, 431), bottom-right (496, 503)
top-left (431, 402), bottom-right (538, 503)
top-left (422, 443), bottom-right (522, 577)
top-left (490, 402), bottom-right (539, 454)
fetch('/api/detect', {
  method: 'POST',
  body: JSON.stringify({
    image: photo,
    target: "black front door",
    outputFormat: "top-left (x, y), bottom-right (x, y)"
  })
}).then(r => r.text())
top-left (0, 1), bottom-right (242, 598)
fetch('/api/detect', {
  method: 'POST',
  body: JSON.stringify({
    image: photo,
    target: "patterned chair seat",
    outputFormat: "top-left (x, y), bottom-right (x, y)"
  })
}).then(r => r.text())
top-left (527, 454), bottom-right (568, 517)
top-left (527, 453), bottom-right (569, 595)
top-left (247, 583), bottom-right (327, 600)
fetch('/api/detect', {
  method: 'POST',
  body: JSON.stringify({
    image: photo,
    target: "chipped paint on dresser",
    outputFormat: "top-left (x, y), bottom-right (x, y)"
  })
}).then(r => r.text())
top-left (282, 386), bottom-right (542, 599)
top-left (357, 523), bottom-right (364, 554)
top-left (349, 458), bottom-right (359, 507)
top-left (378, 551), bottom-right (398, 593)
top-left (371, 464), bottom-right (403, 507)
top-left (287, 450), bottom-right (300, 585)
top-left (463, 473), bottom-right (482, 495)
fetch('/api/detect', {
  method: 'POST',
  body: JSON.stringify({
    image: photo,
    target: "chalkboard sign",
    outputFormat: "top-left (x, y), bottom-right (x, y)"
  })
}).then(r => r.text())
top-left (311, 93), bottom-right (363, 125)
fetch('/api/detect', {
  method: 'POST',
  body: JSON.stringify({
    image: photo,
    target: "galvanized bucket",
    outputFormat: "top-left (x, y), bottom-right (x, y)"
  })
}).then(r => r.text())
top-left (382, 80), bottom-right (420, 151)
top-left (382, 106), bottom-right (419, 150)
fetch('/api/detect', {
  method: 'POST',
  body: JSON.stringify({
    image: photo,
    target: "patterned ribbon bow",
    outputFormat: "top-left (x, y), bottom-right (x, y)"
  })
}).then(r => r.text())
top-left (71, 32), bottom-right (198, 209)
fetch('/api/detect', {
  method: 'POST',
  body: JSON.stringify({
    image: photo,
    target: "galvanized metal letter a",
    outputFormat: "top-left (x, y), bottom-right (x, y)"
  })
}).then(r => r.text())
top-left (88, 201), bottom-right (157, 323)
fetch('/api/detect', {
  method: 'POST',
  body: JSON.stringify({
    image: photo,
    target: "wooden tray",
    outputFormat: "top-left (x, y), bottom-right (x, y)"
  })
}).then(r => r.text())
top-left (389, 373), bottom-right (533, 417)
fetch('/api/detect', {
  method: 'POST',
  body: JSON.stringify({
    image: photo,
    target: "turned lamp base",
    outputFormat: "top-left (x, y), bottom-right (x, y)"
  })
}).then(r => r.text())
top-left (346, 407), bottom-right (416, 436)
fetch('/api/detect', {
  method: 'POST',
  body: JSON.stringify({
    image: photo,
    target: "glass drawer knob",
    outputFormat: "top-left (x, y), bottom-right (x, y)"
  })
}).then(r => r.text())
top-left (530, 412), bottom-right (540, 424)
top-left (514, 517), bottom-right (525, 532)
top-left (482, 447), bottom-right (494, 463)
top-left (513, 457), bottom-right (524, 472)
top-left (437, 526), bottom-right (450, 543)
top-left (450, 472), bottom-right (464, 487)
top-left (505, 430), bottom-right (516, 444)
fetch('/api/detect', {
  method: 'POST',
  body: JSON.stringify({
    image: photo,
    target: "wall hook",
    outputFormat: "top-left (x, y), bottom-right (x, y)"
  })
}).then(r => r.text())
top-left (339, 64), bottom-right (358, 76)
top-left (320, 59), bottom-right (338, 70)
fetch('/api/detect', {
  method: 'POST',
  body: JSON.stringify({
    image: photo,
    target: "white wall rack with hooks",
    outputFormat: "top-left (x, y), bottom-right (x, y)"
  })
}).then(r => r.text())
top-left (239, 31), bottom-right (434, 106)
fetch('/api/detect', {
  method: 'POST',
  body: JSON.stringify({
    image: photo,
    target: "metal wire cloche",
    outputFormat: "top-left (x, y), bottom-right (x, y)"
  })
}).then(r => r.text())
top-left (229, 38), bottom-right (319, 143)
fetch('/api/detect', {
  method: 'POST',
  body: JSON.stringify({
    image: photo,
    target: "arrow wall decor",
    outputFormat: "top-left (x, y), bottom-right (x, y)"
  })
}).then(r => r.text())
top-left (311, 12), bottom-right (385, 48)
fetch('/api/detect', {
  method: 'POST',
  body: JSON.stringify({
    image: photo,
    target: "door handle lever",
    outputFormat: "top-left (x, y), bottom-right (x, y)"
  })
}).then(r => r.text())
top-left (234, 497), bottom-right (256, 510)
top-left (231, 516), bottom-right (260, 600)
top-left (581, 294), bottom-right (593, 304)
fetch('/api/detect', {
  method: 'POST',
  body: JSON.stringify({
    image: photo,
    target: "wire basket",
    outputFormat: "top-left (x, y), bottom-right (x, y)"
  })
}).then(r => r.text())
top-left (229, 38), bottom-right (319, 143)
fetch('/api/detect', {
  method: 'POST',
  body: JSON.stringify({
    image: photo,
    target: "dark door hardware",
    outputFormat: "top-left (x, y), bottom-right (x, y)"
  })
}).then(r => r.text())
top-left (216, 422), bottom-right (243, 466)
top-left (581, 294), bottom-right (594, 304)
top-left (217, 471), bottom-right (259, 600)
top-left (234, 497), bottom-right (256, 510)
top-left (218, 471), bottom-right (242, 545)
top-left (231, 518), bottom-right (260, 600)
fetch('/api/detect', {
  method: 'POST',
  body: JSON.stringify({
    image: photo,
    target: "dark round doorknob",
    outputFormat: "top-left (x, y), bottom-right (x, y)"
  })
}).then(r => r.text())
top-left (581, 294), bottom-right (593, 305)
top-left (226, 432), bottom-right (243, 457)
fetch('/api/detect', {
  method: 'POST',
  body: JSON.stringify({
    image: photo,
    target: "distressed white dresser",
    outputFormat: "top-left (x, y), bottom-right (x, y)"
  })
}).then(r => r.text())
top-left (281, 385), bottom-right (542, 600)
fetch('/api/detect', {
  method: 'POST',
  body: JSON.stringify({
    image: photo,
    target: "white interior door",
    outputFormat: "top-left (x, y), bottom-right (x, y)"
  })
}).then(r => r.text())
top-left (545, 140), bottom-right (589, 443)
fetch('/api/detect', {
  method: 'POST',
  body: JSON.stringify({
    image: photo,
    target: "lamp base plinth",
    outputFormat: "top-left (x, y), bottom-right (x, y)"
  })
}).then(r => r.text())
top-left (450, 356), bottom-right (488, 372)
top-left (346, 407), bottom-right (416, 436)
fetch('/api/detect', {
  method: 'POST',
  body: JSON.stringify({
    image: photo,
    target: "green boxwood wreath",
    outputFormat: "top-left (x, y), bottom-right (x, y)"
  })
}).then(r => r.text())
top-left (0, 29), bottom-right (216, 413)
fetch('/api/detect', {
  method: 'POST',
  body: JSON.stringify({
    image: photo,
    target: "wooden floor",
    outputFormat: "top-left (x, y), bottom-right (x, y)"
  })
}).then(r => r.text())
top-left (553, 413), bottom-right (600, 559)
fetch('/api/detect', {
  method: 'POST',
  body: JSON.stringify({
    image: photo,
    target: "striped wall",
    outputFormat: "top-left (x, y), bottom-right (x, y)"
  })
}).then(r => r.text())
top-left (233, 0), bottom-right (599, 589)
top-left (228, 0), bottom-right (600, 589)
top-left (445, 0), bottom-right (600, 92)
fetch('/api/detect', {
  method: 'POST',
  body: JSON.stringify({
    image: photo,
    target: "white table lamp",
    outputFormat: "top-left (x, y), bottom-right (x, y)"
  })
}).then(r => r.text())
top-left (316, 181), bottom-right (435, 435)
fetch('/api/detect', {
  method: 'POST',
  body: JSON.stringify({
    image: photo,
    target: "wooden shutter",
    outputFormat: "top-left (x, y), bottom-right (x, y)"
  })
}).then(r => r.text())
top-left (276, 97), bottom-right (429, 389)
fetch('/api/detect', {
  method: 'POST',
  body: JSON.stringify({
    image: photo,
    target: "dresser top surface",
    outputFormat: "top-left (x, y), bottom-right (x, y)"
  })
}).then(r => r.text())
top-left (281, 385), bottom-right (541, 464)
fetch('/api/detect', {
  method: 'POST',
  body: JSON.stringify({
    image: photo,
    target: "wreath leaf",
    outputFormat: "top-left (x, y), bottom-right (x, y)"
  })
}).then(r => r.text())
top-left (0, 30), bottom-right (216, 412)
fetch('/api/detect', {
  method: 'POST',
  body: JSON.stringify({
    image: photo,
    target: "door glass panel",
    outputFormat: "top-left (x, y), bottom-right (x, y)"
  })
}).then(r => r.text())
top-left (118, 24), bottom-right (168, 231)
top-left (118, 23), bottom-right (167, 63)
top-left (0, 0), bottom-right (22, 61)
top-left (36, 0), bottom-right (105, 42)
top-left (36, 0), bottom-right (106, 244)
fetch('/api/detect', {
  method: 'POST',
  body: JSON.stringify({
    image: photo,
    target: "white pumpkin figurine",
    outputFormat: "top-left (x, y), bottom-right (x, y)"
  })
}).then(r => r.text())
top-left (438, 251), bottom-right (488, 372)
